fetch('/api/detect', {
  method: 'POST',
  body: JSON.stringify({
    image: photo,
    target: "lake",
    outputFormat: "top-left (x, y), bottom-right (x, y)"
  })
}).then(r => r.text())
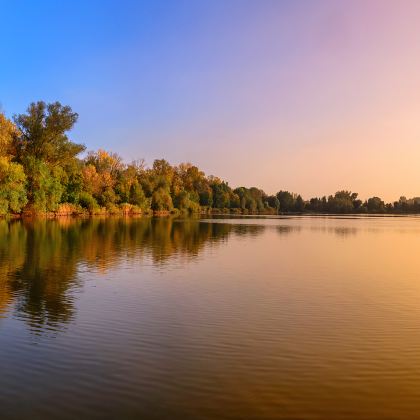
top-left (1, 215), bottom-right (420, 419)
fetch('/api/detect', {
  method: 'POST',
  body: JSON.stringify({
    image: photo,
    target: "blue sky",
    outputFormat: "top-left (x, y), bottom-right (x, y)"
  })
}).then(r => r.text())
top-left (2, 1), bottom-right (290, 154)
top-left (2, 1), bottom-right (420, 200)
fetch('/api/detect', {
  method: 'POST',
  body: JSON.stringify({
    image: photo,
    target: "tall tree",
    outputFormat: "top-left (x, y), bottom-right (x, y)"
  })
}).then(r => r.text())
top-left (13, 101), bottom-right (85, 167)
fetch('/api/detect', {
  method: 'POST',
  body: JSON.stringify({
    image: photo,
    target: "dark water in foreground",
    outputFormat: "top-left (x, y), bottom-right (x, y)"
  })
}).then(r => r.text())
top-left (1, 216), bottom-right (420, 419)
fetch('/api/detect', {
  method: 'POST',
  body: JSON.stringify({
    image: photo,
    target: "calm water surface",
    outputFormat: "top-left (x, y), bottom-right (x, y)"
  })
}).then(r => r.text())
top-left (1, 216), bottom-right (420, 419)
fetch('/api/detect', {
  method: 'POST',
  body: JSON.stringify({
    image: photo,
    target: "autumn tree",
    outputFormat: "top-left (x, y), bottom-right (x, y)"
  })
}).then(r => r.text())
top-left (0, 113), bottom-right (18, 157)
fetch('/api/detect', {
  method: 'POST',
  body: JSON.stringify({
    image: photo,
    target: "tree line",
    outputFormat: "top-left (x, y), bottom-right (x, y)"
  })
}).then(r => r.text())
top-left (0, 101), bottom-right (419, 216)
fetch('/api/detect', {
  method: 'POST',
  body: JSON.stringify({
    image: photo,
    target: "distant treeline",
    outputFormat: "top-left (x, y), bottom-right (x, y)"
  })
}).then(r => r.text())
top-left (0, 101), bottom-right (418, 216)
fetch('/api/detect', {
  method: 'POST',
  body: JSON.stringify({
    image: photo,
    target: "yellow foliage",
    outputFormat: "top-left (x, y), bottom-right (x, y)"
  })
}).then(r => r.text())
top-left (0, 113), bottom-right (18, 157)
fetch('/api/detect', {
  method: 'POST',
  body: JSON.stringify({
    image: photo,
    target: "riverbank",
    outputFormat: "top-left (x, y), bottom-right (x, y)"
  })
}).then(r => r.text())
top-left (7, 209), bottom-right (420, 219)
top-left (8, 203), bottom-right (280, 219)
top-left (6, 202), bottom-right (420, 219)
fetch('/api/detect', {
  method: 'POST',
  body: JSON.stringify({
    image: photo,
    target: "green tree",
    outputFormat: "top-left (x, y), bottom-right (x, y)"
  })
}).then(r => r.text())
top-left (366, 196), bottom-right (385, 213)
top-left (0, 157), bottom-right (27, 215)
top-left (25, 158), bottom-right (64, 212)
top-left (78, 191), bottom-right (99, 212)
top-left (129, 182), bottom-right (148, 208)
top-left (211, 179), bottom-right (232, 209)
top-left (199, 187), bottom-right (213, 207)
top-left (276, 191), bottom-right (296, 212)
top-left (327, 191), bottom-right (355, 213)
top-left (294, 195), bottom-right (305, 212)
top-left (266, 195), bottom-right (280, 213)
top-left (13, 101), bottom-right (85, 167)
top-left (151, 187), bottom-right (173, 211)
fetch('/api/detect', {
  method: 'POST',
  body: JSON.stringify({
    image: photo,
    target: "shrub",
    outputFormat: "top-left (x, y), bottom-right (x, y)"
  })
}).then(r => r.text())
top-left (78, 192), bottom-right (99, 212)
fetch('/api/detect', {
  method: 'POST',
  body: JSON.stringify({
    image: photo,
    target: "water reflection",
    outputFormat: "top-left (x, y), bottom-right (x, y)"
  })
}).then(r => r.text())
top-left (276, 225), bottom-right (302, 235)
top-left (0, 216), bottom-right (385, 331)
top-left (3, 216), bottom-right (420, 419)
top-left (309, 225), bottom-right (358, 237)
top-left (0, 217), bottom-right (269, 331)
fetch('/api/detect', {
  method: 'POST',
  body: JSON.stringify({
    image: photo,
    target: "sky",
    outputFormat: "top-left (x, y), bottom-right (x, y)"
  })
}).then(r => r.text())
top-left (1, 0), bottom-right (420, 201)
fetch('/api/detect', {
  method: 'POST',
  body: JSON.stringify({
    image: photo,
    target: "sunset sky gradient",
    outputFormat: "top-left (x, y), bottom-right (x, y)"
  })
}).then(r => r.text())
top-left (2, 0), bottom-right (420, 201)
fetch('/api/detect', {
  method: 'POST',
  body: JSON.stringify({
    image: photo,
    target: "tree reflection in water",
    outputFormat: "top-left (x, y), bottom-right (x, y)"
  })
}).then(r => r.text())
top-left (0, 217), bottom-right (267, 332)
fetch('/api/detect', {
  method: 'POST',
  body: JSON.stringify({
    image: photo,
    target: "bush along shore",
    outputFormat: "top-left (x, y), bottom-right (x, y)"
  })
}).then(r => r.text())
top-left (1, 101), bottom-right (420, 218)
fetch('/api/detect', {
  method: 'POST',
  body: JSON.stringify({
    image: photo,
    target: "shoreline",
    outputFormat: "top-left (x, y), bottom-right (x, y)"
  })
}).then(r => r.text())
top-left (5, 210), bottom-right (420, 220)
